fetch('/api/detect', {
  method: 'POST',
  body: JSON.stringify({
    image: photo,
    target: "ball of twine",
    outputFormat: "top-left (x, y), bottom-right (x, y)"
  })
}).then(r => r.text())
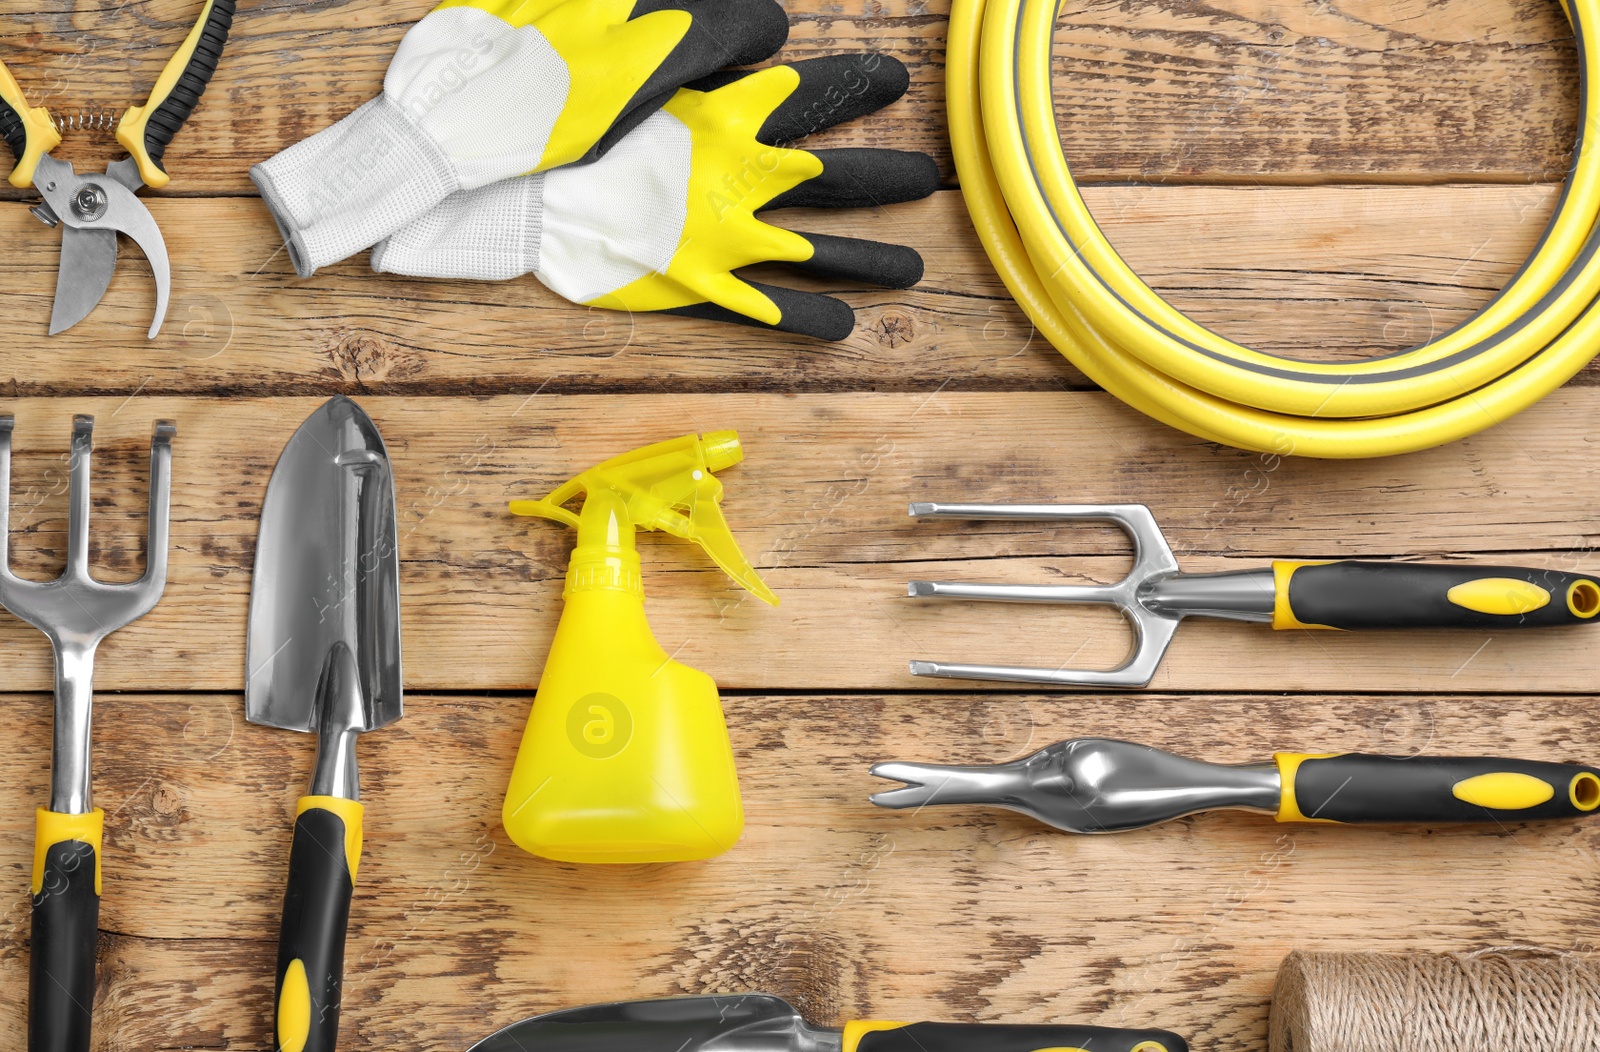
top-left (1269, 948), bottom-right (1600, 1052)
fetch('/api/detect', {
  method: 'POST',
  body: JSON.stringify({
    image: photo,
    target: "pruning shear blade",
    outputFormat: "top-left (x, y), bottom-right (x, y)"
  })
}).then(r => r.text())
top-left (33, 155), bottom-right (170, 338)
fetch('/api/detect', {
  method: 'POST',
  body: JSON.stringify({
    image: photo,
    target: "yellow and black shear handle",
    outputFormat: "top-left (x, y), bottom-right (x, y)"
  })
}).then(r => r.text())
top-left (0, 0), bottom-right (234, 189)
top-left (1272, 561), bottom-right (1600, 630)
top-left (1275, 754), bottom-right (1600, 824)
top-left (845, 1020), bottom-right (1187, 1052)
top-left (0, 56), bottom-right (60, 186)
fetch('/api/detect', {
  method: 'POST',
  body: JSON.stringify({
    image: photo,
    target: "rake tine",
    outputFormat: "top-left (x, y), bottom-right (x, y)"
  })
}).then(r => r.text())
top-left (140, 421), bottom-right (177, 591)
top-left (905, 501), bottom-right (1202, 687)
top-left (907, 594), bottom-right (1182, 687)
top-left (66, 415), bottom-right (94, 581)
top-left (908, 580), bottom-right (1128, 605)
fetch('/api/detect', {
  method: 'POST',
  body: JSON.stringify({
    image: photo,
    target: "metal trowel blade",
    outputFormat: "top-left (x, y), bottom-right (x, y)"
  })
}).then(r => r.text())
top-left (245, 395), bottom-right (402, 734)
top-left (466, 995), bottom-right (818, 1052)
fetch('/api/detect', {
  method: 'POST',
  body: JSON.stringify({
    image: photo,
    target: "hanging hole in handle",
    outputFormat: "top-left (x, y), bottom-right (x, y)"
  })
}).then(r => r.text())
top-left (1568, 579), bottom-right (1600, 618)
top-left (1570, 772), bottom-right (1600, 811)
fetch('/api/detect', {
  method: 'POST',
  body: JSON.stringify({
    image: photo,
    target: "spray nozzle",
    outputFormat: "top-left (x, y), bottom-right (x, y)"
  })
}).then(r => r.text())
top-left (510, 431), bottom-right (778, 606)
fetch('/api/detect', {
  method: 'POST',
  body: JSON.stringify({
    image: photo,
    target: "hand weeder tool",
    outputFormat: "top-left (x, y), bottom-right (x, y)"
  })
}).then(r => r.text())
top-left (247, 396), bottom-right (402, 1052)
top-left (0, 414), bottom-right (174, 1052)
top-left (465, 993), bottom-right (1186, 1052)
top-left (906, 503), bottom-right (1600, 688)
top-left (872, 738), bottom-right (1600, 833)
top-left (0, 0), bottom-right (235, 337)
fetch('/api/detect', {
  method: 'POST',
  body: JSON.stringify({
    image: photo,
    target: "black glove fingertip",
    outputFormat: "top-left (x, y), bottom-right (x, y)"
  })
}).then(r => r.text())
top-left (775, 289), bottom-right (857, 341)
top-left (876, 149), bottom-right (942, 203)
top-left (756, 54), bottom-right (913, 143)
top-left (632, 0), bottom-right (791, 67)
top-left (663, 282), bottom-right (857, 341)
top-left (874, 243), bottom-right (924, 289)
top-left (767, 148), bottom-right (941, 210)
top-left (792, 233), bottom-right (924, 289)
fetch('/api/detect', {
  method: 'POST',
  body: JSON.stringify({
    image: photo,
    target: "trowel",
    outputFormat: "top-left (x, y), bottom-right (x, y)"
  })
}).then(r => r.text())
top-left (247, 395), bottom-right (402, 1052)
top-left (464, 994), bottom-right (1185, 1052)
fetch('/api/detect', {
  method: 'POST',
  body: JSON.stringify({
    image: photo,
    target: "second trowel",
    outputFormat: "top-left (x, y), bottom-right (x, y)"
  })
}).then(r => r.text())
top-left (246, 395), bottom-right (402, 1052)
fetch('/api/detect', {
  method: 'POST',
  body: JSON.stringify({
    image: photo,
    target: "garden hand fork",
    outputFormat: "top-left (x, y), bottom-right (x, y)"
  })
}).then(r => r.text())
top-left (906, 502), bottom-right (1600, 688)
top-left (0, 413), bottom-right (174, 1052)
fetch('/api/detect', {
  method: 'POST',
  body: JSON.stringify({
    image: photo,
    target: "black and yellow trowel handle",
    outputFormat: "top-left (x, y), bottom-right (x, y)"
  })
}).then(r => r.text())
top-left (1274, 754), bottom-right (1600, 824)
top-left (115, 0), bottom-right (237, 189)
top-left (30, 809), bottom-right (103, 1052)
top-left (845, 1020), bottom-right (1187, 1052)
top-left (1272, 561), bottom-right (1600, 630)
top-left (274, 797), bottom-right (363, 1052)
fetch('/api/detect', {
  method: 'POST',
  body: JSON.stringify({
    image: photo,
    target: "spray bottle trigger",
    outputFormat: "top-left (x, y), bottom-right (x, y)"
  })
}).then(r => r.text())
top-left (688, 489), bottom-right (779, 606)
top-left (508, 430), bottom-right (777, 605)
top-left (649, 472), bottom-right (777, 606)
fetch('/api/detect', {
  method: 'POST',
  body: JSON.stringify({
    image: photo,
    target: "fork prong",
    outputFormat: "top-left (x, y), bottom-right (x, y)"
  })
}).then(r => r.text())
top-left (867, 765), bottom-right (940, 809)
top-left (66, 415), bottom-right (94, 580)
top-left (908, 580), bottom-right (1126, 604)
top-left (905, 501), bottom-right (1186, 688)
top-left (907, 502), bottom-right (1182, 580)
top-left (869, 759), bottom-right (1032, 809)
top-left (139, 421), bottom-right (176, 591)
top-left (909, 659), bottom-right (1156, 688)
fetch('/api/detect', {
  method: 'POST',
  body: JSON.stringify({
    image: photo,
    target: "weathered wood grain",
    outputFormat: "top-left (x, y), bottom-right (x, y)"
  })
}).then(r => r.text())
top-left (0, 0), bottom-right (1576, 193)
top-left (0, 392), bottom-right (1595, 695)
top-left (2, 0), bottom-right (1594, 1047)
top-left (2, 184), bottom-right (1591, 395)
top-left (1050, 0), bottom-right (1577, 182)
top-left (0, 691), bottom-right (1594, 1051)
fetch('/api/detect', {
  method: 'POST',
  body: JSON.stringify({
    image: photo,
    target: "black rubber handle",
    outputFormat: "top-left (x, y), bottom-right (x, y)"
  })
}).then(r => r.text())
top-left (140, 0), bottom-right (236, 171)
top-left (1282, 561), bottom-right (1600, 629)
top-left (857, 1021), bottom-right (1188, 1052)
top-left (0, 97), bottom-right (26, 163)
top-left (274, 804), bottom-right (358, 1052)
top-left (1285, 754), bottom-right (1600, 824)
top-left (30, 839), bottom-right (100, 1052)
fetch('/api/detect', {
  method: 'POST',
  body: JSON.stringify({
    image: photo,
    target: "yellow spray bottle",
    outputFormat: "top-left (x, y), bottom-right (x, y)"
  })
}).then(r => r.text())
top-left (504, 431), bottom-right (778, 864)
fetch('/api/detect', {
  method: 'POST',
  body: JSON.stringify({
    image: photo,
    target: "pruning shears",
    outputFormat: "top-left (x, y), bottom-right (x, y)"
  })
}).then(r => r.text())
top-left (0, 0), bottom-right (234, 338)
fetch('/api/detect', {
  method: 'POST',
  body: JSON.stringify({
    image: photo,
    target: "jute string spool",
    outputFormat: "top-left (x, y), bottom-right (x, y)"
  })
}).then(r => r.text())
top-left (1269, 948), bottom-right (1600, 1052)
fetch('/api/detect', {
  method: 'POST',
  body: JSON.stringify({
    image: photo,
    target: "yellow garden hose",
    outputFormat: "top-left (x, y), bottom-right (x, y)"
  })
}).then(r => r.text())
top-left (950, 0), bottom-right (1600, 457)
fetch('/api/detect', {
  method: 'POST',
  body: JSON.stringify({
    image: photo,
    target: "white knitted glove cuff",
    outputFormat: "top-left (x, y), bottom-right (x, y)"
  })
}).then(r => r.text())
top-left (370, 175), bottom-right (547, 281)
top-left (250, 95), bottom-right (462, 278)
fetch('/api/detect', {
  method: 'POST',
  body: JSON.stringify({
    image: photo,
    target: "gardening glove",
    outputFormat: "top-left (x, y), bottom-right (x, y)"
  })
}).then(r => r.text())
top-left (369, 53), bottom-right (941, 340)
top-left (250, 0), bottom-right (789, 278)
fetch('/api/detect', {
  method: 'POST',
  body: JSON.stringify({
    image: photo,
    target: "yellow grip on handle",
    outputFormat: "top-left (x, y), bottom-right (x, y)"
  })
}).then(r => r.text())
top-left (1272, 753), bottom-right (1339, 823)
top-left (32, 808), bottom-right (104, 896)
top-left (295, 795), bottom-right (365, 882)
top-left (843, 1022), bottom-right (913, 1052)
top-left (277, 958), bottom-right (312, 1052)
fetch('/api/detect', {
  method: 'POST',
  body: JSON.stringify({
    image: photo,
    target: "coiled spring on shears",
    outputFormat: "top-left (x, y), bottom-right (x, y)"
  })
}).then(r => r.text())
top-left (51, 108), bottom-right (118, 134)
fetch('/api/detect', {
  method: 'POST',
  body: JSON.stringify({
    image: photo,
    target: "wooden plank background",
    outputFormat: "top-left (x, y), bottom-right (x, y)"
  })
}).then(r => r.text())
top-left (0, 0), bottom-right (1596, 1049)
